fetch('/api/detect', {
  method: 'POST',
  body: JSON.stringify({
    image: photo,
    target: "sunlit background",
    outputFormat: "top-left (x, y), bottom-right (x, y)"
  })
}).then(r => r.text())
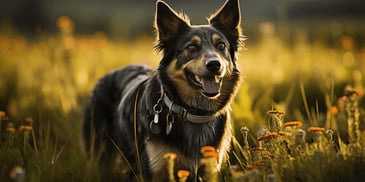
top-left (0, 0), bottom-right (365, 180)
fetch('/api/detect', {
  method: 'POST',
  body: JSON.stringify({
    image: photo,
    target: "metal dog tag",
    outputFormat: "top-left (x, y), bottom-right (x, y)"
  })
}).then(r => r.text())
top-left (165, 113), bottom-right (174, 135)
top-left (166, 121), bottom-right (172, 135)
top-left (150, 113), bottom-right (161, 134)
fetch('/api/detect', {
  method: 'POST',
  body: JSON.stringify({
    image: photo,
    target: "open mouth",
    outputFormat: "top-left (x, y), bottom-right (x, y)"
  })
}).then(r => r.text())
top-left (185, 70), bottom-right (222, 98)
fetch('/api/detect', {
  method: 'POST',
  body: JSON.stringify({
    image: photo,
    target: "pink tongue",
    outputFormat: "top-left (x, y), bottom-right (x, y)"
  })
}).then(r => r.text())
top-left (201, 79), bottom-right (221, 94)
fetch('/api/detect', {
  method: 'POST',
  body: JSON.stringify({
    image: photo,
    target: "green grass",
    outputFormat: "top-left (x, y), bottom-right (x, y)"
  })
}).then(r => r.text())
top-left (1, 18), bottom-right (365, 181)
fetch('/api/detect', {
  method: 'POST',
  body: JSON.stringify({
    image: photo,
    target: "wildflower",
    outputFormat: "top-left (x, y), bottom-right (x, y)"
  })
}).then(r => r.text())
top-left (240, 126), bottom-right (250, 150)
top-left (200, 154), bottom-right (219, 182)
top-left (0, 110), bottom-right (5, 118)
top-left (266, 109), bottom-right (285, 132)
top-left (257, 128), bottom-right (270, 140)
top-left (202, 151), bottom-right (219, 160)
top-left (278, 131), bottom-right (287, 136)
top-left (19, 125), bottom-right (33, 132)
top-left (340, 35), bottom-right (354, 50)
top-left (307, 126), bottom-right (328, 151)
top-left (294, 129), bottom-right (306, 145)
top-left (200, 146), bottom-right (216, 154)
top-left (325, 129), bottom-right (334, 141)
top-left (0, 111), bottom-right (6, 142)
top-left (250, 147), bottom-right (269, 161)
top-left (307, 127), bottom-right (325, 132)
top-left (57, 16), bottom-right (74, 33)
top-left (177, 170), bottom-right (190, 182)
top-left (164, 152), bottom-right (177, 160)
top-left (9, 166), bottom-right (25, 182)
top-left (164, 153), bottom-right (177, 182)
top-left (343, 88), bottom-right (362, 97)
top-left (257, 132), bottom-right (278, 142)
top-left (342, 86), bottom-right (361, 146)
top-left (24, 117), bottom-right (34, 124)
top-left (283, 121), bottom-right (303, 128)
top-left (6, 123), bottom-right (16, 133)
top-left (253, 159), bottom-right (268, 167)
top-left (266, 110), bottom-right (285, 115)
top-left (240, 126), bottom-right (250, 134)
top-left (330, 106), bottom-right (339, 115)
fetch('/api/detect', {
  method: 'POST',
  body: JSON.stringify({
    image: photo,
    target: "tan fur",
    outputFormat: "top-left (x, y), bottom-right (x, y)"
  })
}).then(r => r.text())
top-left (211, 34), bottom-right (221, 44)
top-left (191, 36), bottom-right (201, 45)
top-left (146, 140), bottom-right (196, 180)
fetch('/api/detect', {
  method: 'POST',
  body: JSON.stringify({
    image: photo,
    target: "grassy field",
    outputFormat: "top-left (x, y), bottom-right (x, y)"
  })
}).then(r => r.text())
top-left (1, 17), bottom-right (365, 181)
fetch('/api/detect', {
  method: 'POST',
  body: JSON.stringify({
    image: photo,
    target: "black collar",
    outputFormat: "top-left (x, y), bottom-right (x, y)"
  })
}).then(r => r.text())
top-left (150, 78), bottom-right (219, 135)
top-left (161, 89), bottom-right (217, 124)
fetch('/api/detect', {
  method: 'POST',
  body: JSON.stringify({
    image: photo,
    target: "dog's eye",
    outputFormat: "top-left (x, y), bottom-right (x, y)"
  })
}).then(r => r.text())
top-left (187, 44), bottom-right (198, 52)
top-left (217, 42), bottom-right (226, 50)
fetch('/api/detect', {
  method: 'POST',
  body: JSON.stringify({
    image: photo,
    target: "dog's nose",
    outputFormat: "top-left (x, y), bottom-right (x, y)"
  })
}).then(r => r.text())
top-left (205, 60), bottom-right (221, 74)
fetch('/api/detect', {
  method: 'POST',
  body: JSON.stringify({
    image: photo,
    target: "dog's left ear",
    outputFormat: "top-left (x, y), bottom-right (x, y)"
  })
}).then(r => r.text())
top-left (209, 0), bottom-right (242, 51)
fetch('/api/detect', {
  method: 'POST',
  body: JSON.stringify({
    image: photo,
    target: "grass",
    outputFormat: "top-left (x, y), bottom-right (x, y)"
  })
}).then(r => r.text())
top-left (1, 17), bottom-right (365, 181)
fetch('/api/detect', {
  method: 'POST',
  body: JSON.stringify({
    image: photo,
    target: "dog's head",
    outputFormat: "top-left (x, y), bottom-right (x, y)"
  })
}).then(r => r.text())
top-left (155, 0), bottom-right (244, 114)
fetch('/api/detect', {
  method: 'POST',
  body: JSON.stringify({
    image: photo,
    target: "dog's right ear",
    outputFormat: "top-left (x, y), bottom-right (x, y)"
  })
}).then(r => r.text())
top-left (155, 1), bottom-right (190, 51)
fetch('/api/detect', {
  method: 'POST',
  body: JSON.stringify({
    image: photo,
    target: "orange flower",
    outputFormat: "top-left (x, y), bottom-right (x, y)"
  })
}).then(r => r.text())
top-left (177, 170), bottom-right (190, 178)
top-left (258, 132), bottom-right (279, 141)
top-left (24, 117), bottom-right (34, 123)
top-left (19, 125), bottom-right (33, 132)
top-left (0, 110), bottom-right (5, 118)
top-left (200, 146), bottom-right (216, 154)
top-left (307, 127), bottom-right (325, 132)
top-left (163, 152), bottom-right (177, 160)
top-left (6, 127), bottom-right (15, 133)
top-left (354, 89), bottom-right (363, 96)
top-left (57, 16), bottom-right (74, 31)
top-left (9, 166), bottom-right (25, 180)
top-left (331, 106), bottom-right (338, 115)
top-left (202, 151), bottom-right (219, 160)
top-left (343, 88), bottom-right (363, 97)
top-left (284, 121), bottom-right (303, 128)
top-left (340, 36), bottom-right (354, 50)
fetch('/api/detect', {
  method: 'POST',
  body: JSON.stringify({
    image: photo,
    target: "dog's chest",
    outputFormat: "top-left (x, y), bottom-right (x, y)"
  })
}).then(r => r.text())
top-left (146, 139), bottom-right (195, 173)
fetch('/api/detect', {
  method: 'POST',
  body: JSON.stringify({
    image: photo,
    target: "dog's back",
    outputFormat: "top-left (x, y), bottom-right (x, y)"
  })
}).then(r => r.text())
top-left (82, 65), bottom-right (153, 179)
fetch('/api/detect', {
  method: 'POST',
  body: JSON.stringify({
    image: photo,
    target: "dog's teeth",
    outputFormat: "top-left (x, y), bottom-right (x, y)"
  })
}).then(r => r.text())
top-left (195, 76), bottom-right (202, 83)
top-left (214, 76), bottom-right (221, 83)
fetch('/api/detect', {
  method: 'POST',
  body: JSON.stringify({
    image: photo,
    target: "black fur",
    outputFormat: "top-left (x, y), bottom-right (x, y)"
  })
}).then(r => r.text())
top-left (83, 0), bottom-right (244, 181)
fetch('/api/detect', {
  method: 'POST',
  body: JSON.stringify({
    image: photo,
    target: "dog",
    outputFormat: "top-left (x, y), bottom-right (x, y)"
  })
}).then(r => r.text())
top-left (82, 0), bottom-right (244, 181)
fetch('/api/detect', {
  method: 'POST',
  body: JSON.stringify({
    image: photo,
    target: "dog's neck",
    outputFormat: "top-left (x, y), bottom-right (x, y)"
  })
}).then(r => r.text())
top-left (150, 78), bottom-right (217, 124)
top-left (156, 80), bottom-right (218, 124)
top-left (162, 93), bottom-right (218, 124)
top-left (149, 80), bottom-right (219, 135)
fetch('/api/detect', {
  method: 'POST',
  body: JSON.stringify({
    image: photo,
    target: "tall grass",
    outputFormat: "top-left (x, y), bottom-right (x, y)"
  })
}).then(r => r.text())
top-left (1, 17), bottom-right (365, 181)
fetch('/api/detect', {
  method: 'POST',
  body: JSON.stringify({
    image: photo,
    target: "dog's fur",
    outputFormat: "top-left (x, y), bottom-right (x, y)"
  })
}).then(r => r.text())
top-left (83, 0), bottom-right (244, 181)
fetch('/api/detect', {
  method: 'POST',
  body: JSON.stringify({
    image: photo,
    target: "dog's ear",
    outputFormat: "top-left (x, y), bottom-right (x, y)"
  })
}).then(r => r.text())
top-left (209, 0), bottom-right (243, 51)
top-left (155, 1), bottom-right (190, 51)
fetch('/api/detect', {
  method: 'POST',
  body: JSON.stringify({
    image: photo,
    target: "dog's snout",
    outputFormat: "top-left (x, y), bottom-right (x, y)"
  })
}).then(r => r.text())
top-left (205, 60), bottom-right (222, 74)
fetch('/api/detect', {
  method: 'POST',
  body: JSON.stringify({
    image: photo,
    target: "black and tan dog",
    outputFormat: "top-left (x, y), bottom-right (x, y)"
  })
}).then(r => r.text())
top-left (83, 0), bottom-right (244, 181)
